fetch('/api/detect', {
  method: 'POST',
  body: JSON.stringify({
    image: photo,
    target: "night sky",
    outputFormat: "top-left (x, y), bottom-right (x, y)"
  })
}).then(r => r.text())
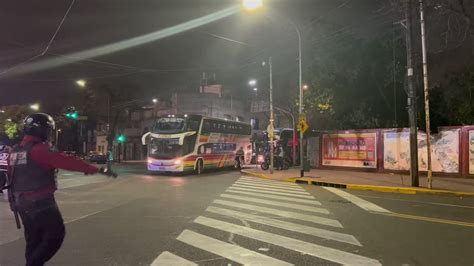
top-left (0, 0), bottom-right (394, 107)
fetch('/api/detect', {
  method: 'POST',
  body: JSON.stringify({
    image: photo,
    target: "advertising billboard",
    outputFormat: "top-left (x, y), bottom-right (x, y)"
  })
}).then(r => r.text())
top-left (322, 133), bottom-right (377, 168)
top-left (383, 128), bottom-right (460, 173)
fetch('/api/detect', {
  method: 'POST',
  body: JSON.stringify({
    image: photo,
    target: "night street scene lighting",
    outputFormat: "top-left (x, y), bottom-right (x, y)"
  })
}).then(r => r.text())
top-left (0, 1), bottom-right (472, 265)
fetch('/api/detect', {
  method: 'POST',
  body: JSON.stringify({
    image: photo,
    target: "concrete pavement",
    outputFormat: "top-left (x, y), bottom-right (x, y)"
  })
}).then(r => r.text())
top-left (241, 166), bottom-right (474, 197)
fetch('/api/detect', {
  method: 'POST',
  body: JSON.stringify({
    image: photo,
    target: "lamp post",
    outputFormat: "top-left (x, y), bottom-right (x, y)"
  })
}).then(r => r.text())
top-left (242, 1), bottom-right (304, 176)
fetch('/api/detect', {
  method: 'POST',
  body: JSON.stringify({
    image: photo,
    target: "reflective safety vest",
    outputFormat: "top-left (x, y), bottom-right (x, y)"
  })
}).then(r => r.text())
top-left (0, 144), bottom-right (9, 173)
top-left (10, 143), bottom-right (57, 193)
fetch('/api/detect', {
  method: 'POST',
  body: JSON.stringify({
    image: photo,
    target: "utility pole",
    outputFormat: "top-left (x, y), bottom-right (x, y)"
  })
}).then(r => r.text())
top-left (405, 0), bottom-right (419, 187)
top-left (269, 56), bottom-right (275, 174)
top-left (419, 0), bottom-right (433, 188)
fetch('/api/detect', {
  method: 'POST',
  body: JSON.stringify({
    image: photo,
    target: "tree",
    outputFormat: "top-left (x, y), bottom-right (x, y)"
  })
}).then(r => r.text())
top-left (429, 65), bottom-right (474, 128)
top-left (0, 105), bottom-right (31, 142)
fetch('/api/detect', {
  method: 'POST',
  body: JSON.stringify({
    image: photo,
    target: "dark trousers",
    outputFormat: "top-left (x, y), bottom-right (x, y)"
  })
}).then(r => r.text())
top-left (18, 197), bottom-right (65, 266)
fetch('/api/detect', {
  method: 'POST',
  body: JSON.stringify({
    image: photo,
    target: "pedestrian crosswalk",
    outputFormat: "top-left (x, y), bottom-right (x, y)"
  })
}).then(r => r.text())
top-left (151, 176), bottom-right (381, 265)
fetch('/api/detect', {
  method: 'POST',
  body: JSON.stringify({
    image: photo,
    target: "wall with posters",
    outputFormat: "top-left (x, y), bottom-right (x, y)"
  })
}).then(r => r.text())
top-left (322, 132), bottom-right (377, 168)
top-left (469, 130), bottom-right (474, 175)
top-left (383, 128), bottom-right (460, 173)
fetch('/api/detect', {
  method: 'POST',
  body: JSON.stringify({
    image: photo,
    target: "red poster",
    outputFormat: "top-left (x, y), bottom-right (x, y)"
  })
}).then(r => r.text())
top-left (322, 133), bottom-right (377, 168)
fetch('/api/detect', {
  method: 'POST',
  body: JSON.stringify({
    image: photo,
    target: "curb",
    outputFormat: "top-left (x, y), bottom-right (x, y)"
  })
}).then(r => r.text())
top-left (240, 170), bottom-right (474, 197)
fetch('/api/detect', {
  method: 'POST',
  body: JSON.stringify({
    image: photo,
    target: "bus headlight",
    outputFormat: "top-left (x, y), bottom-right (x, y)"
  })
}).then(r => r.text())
top-left (174, 159), bottom-right (182, 165)
top-left (147, 158), bottom-right (153, 164)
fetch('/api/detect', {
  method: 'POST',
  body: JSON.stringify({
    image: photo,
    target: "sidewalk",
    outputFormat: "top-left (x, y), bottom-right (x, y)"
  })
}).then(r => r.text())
top-left (241, 166), bottom-right (474, 197)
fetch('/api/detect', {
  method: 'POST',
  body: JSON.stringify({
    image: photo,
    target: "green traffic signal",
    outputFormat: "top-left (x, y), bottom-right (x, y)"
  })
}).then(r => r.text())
top-left (117, 134), bottom-right (126, 143)
top-left (66, 111), bottom-right (78, 120)
top-left (71, 111), bottom-right (78, 119)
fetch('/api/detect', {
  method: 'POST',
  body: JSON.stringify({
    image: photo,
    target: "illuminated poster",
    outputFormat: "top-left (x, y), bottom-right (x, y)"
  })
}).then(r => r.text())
top-left (469, 130), bottom-right (474, 175)
top-left (383, 128), bottom-right (460, 173)
top-left (322, 133), bottom-right (377, 168)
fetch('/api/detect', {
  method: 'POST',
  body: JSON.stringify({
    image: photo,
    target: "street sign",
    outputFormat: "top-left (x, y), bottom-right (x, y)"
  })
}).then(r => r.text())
top-left (298, 117), bottom-right (309, 134)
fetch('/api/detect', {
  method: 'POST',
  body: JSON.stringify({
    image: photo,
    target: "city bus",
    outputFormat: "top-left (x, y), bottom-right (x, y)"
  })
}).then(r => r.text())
top-left (142, 115), bottom-right (252, 174)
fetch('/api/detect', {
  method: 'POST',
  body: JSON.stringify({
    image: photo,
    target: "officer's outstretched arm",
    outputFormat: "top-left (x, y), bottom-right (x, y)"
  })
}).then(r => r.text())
top-left (30, 144), bottom-right (99, 174)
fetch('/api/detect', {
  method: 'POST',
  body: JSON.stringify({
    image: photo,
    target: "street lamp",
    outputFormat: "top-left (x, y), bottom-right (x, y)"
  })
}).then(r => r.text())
top-left (152, 98), bottom-right (158, 103)
top-left (303, 84), bottom-right (309, 91)
top-left (243, 0), bottom-right (305, 177)
top-left (242, 0), bottom-right (263, 11)
top-left (76, 79), bottom-right (86, 88)
top-left (30, 103), bottom-right (40, 111)
top-left (248, 79), bottom-right (257, 86)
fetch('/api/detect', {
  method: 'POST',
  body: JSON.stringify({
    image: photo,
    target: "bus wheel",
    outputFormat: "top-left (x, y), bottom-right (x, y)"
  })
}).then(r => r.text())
top-left (195, 160), bottom-right (203, 175)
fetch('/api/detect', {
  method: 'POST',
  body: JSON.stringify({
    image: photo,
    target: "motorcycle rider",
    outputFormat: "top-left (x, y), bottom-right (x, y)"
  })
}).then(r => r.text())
top-left (8, 113), bottom-right (99, 266)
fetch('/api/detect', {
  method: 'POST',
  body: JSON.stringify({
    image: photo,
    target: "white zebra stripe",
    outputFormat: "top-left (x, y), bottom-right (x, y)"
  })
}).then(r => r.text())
top-left (177, 230), bottom-right (292, 266)
top-left (225, 189), bottom-right (321, 205)
top-left (239, 177), bottom-right (301, 187)
top-left (226, 187), bottom-right (315, 199)
top-left (231, 184), bottom-right (311, 195)
top-left (220, 193), bottom-right (329, 214)
top-left (151, 251), bottom-right (197, 266)
top-left (194, 216), bottom-right (381, 265)
top-left (206, 206), bottom-right (361, 246)
top-left (235, 181), bottom-right (306, 191)
top-left (213, 199), bottom-right (342, 228)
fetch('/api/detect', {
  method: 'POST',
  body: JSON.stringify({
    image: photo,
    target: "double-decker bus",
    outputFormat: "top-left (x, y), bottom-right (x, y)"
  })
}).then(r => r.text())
top-left (142, 115), bottom-right (252, 174)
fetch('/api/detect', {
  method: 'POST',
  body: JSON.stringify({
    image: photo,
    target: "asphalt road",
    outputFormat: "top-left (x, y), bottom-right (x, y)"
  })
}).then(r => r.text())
top-left (0, 163), bottom-right (473, 266)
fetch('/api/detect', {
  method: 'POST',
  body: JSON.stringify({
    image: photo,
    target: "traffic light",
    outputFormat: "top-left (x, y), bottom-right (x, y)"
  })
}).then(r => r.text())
top-left (65, 107), bottom-right (78, 120)
top-left (66, 111), bottom-right (78, 120)
top-left (117, 134), bottom-right (126, 143)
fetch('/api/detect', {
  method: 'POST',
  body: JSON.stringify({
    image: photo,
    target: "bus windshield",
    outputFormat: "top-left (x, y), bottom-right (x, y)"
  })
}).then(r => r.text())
top-left (154, 118), bottom-right (185, 132)
top-left (149, 138), bottom-right (182, 159)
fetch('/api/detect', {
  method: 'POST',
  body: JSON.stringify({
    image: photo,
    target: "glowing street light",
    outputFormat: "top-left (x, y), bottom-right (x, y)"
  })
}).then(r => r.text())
top-left (152, 98), bottom-right (158, 103)
top-left (30, 103), bottom-right (40, 111)
top-left (248, 79), bottom-right (257, 86)
top-left (303, 84), bottom-right (309, 91)
top-left (242, 0), bottom-right (263, 11)
top-left (76, 79), bottom-right (86, 88)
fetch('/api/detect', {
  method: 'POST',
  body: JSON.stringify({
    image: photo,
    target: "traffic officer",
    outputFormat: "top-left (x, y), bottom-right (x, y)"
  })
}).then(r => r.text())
top-left (0, 133), bottom-right (11, 193)
top-left (9, 113), bottom-right (99, 266)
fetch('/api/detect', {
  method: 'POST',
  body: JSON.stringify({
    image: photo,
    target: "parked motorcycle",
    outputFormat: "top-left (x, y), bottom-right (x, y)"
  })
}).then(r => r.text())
top-left (260, 153), bottom-right (290, 170)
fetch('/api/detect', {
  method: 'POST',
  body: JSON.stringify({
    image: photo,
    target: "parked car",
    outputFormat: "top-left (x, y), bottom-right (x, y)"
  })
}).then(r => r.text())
top-left (89, 154), bottom-right (107, 164)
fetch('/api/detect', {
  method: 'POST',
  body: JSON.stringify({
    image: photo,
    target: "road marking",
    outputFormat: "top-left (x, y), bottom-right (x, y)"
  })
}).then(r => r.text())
top-left (235, 181), bottom-right (306, 191)
top-left (323, 187), bottom-right (391, 213)
top-left (213, 199), bottom-right (342, 228)
top-left (354, 194), bottom-right (474, 209)
top-left (225, 189), bottom-right (321, 205)
top-left (239, 177), bottom-right (301, 187)
top-left (226, 187), bottom-right (315, 199)
top-left (177, 230), bottom-right (292, 266)
top-left (151, 251), bottom-right (197, 266)
top-left (194, 216), bottom-right (381, 265)
top-left (378, 212), bottom-right (474, 227)
top-left (231, 184), bottom-right (311, 195)
top-left (206, 206), bottom-right (361, 246)
top-left (220, 193), bottom-right (329, 214)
